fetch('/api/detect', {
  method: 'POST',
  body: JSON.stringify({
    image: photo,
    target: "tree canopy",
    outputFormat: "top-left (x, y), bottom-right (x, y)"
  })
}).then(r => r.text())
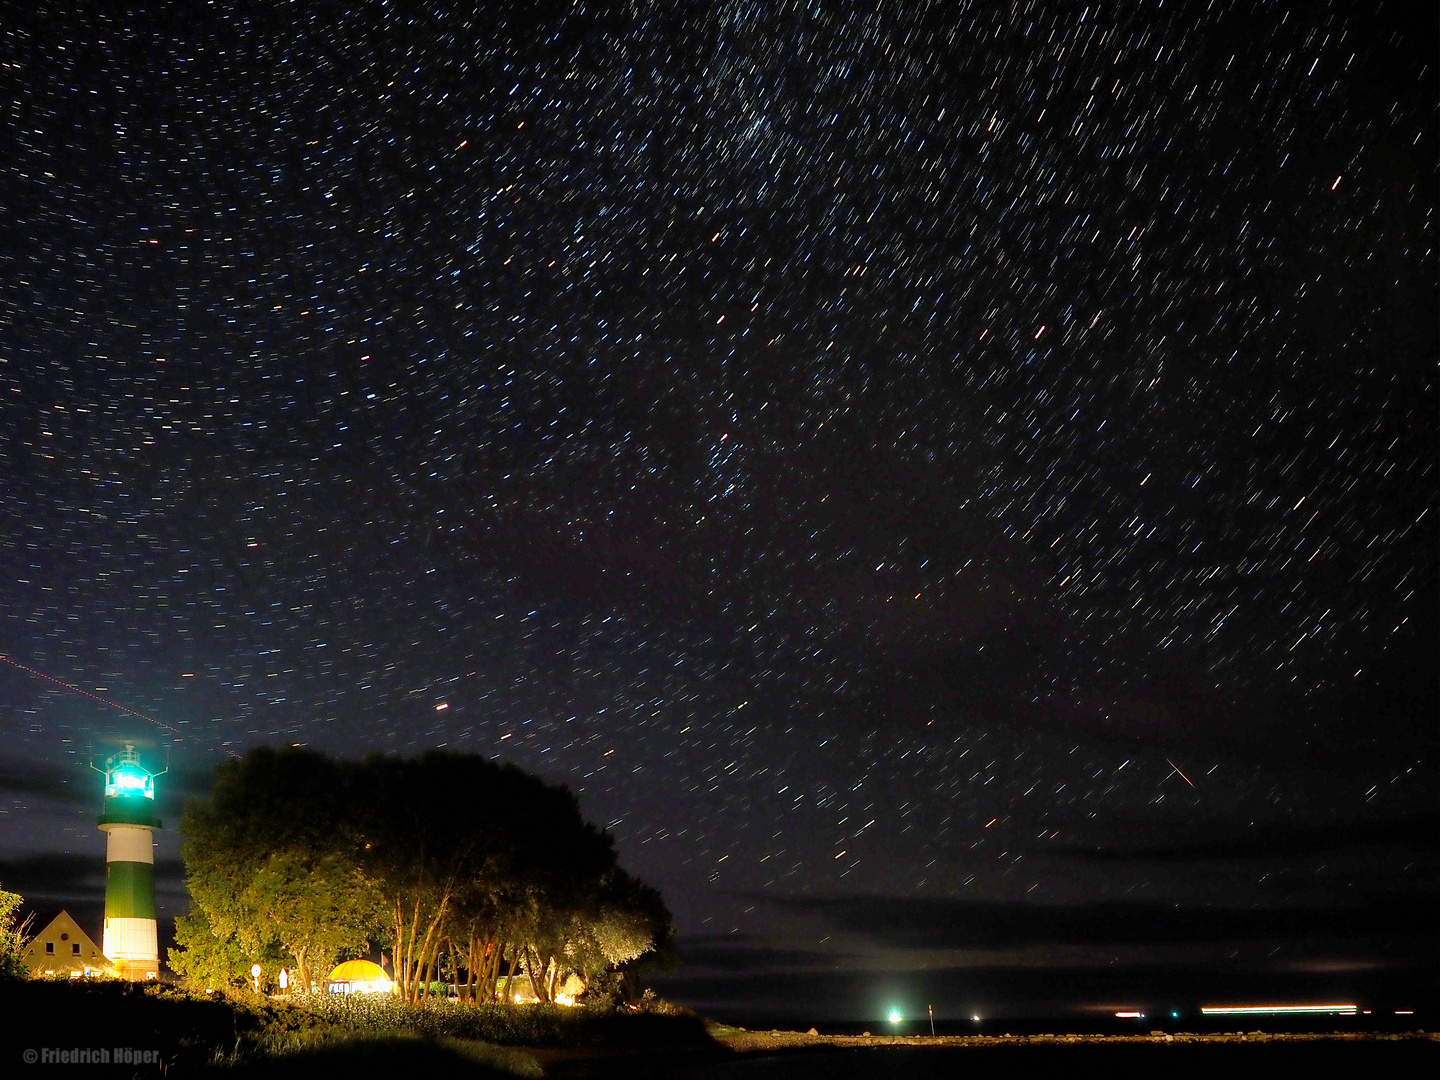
top-left (172, 748), bottom-right (673, 1002)
top-left (0, 883), bottom-right (30, 979)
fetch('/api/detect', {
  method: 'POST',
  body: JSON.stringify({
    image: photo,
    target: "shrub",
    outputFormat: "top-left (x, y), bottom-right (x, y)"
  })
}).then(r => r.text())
top-left (0, 884), bottom-right (32, 979)
top-left (267, 991), bottom-right (712, 1049)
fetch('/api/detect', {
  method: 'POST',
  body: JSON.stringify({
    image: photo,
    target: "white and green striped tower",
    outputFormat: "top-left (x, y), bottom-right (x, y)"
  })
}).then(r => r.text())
top-left (96, 744), bottom-right (163, 980)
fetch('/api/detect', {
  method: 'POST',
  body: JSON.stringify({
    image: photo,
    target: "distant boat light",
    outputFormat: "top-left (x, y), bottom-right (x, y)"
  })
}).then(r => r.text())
top-left (888, 1009), bottom-right (902, 1024)
top-left (1115, 1011), bottom-right (1144, 1019)
top-left (1201, 1004), bottom-right (1356, 1016)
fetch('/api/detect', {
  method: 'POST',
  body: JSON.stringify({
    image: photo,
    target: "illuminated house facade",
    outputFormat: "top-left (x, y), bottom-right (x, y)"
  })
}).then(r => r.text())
top-left (22, 910), bottom-right (113, 978)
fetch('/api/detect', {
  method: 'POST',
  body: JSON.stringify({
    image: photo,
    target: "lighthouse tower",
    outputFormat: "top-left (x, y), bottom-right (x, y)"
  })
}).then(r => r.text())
top-left (95, 744), bottom-right (163, 980)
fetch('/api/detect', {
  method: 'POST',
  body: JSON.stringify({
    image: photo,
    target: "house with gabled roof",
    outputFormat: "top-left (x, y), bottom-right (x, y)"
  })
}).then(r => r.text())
top-left (22, 910), bottom-right (114, 978)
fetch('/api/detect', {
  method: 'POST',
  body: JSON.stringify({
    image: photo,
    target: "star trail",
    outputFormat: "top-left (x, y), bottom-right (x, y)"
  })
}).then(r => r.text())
top-left (0, 0), bottom-right (1434, 1017)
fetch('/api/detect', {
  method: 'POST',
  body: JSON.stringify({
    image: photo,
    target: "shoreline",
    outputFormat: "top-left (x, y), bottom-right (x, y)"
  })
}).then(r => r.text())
top-left (708, 1026), bottom-right (1437, 1049)
top-left (535, 1028), bottom-right (1438, 1077)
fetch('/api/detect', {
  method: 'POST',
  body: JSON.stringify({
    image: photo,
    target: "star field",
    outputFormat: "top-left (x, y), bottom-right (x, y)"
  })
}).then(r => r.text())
top-left (0, 0), bottom-right (1434, 945)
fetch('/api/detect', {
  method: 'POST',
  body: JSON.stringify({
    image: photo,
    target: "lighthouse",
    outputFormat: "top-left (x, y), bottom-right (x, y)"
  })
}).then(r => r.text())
top-left (95, 744), bottom-right (163, 980)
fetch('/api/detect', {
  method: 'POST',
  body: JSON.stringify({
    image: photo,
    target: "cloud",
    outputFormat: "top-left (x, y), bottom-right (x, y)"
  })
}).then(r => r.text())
top-left (676, 938), bottom-right (836, 974)
top-left (154, 760), bottom-right (220, 813)
top-left (0, 755), bottom-right (91, 805)
top-left (1038, 812), bottom-right (1440, 862)
top-left (774, 894), bottom-right (1437, 951)
top-left (0, 751), bottom-right (216, 811)
top-left (0, 853), bottom-right (185, 904)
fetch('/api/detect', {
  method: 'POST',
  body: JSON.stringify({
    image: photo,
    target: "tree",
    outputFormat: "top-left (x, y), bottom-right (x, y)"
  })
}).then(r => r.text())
top-left (167, 907), bottom-right (253, 991)
top-left (240, 850), bottom-right (382, 993)
top-left (352, 750), bottom-right (617, 1003)
top-left (536, 868), bottom-right (673, 1002)
top-left (609, 877), bottom-right (677, 1006)
top-left (353, 752), bottom-right (476, 1002)
top-left (175, 748), bottom-right (380, 992)
top-left (0, 883), bottom-right (32, 979)
top-left (173, 747), bottom-right (674, 1004)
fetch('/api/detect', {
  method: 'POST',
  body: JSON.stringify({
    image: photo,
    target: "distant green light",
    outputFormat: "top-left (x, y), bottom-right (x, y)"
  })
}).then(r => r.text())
top-left (887, 1009), bottom-right (902, 1024)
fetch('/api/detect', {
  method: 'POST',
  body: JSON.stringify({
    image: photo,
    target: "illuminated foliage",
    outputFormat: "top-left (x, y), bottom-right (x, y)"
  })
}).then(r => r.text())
top-left (0, 883), bottom-right (32, 980)
top-left (239, 851), bottom-right (384, 993)
top-left (176, 748), bottom-right (384, 994)
top-left (167, 907), bottom-right (256, 992)
top-left (173, 747), bottom-right (671, 1003)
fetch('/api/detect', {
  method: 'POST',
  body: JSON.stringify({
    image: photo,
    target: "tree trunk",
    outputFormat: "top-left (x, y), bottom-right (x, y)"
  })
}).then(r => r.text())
top-left (482, 943), bottom-right (491, 1002)
top-left (525, 946), bottom-right (556, 1003)
top-left (410, 894), bottom-right (449, 1002)
top-left (294, 944), bottom-right (309, 996)
top-left (391, 901), bottom-right (405, 998)
top-left (485, 941), bottom-right (502, 1002)
top-left (524, 946), bottom-right (541, 1002)
top-left (463, 937), bottom-right (476, 1004)
top-left (477, 937), bottom-right (496, 1003)
top-left (404, 896), bottom-right (421, 1001)
top-left (427, 938), bottom-right (443, 997)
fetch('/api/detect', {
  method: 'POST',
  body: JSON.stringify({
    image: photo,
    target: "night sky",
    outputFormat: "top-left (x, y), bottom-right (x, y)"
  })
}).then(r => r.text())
top-left (1, 1), bottom-right (1434, 1022)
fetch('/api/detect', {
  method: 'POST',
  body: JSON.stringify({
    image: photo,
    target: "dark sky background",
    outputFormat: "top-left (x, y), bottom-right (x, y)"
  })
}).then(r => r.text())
top-left (0, 1), bottom-right (1434, 1022)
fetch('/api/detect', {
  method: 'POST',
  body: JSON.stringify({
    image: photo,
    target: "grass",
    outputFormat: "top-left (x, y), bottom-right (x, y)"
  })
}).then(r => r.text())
top-left (0, 978), bottom-right (714, 1075)
top-left (4, 980), bottom-right (1430, 1077)
top-left (273, 990), bottom-right (710, 1049)
top-left (225, 1031), bottom-right (544, 1077)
